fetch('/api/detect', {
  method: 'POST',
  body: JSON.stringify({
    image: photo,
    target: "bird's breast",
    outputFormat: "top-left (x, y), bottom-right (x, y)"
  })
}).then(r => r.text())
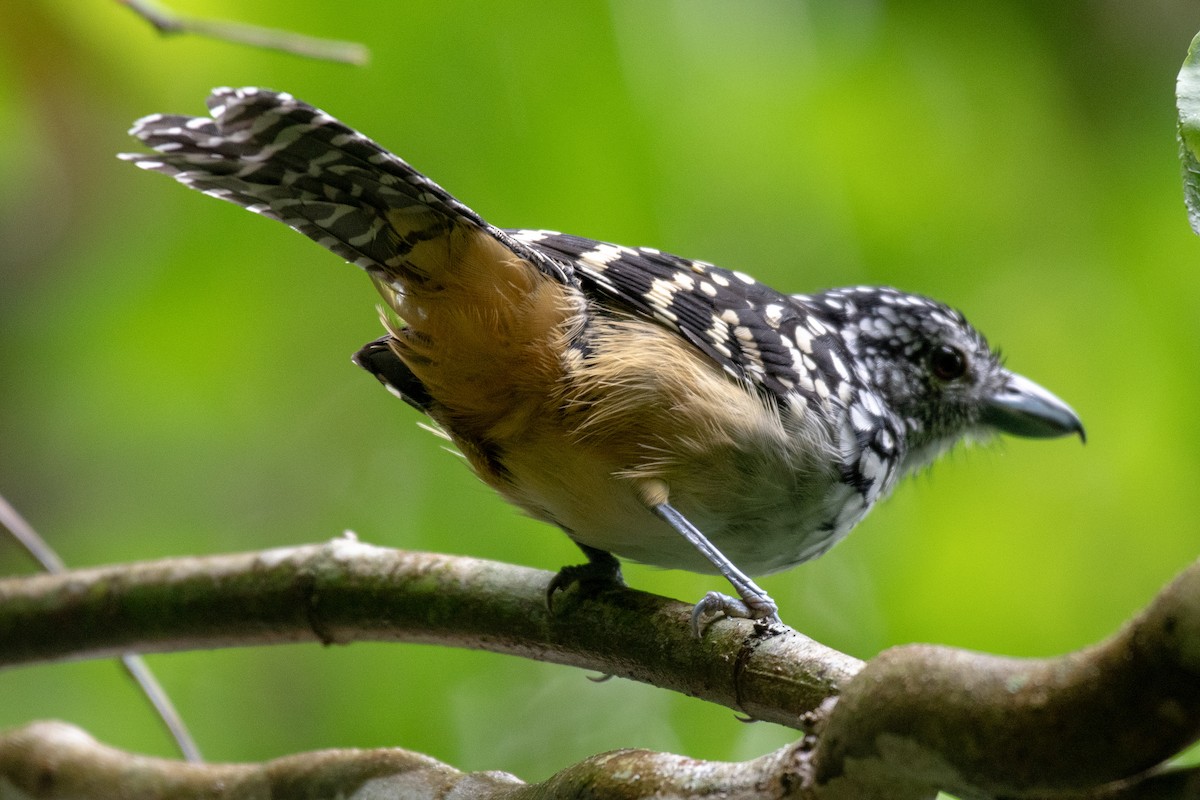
top-left (462, 312), bottom-right (884, 576)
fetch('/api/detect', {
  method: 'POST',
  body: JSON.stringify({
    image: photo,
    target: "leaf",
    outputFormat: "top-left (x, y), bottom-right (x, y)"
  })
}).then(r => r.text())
top-left (1176, 31), bottom-right (1200, 235)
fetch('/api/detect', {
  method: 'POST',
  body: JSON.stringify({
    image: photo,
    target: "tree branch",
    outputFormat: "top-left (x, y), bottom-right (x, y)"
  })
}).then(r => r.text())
top-left (0, 536), bottom-right (859, 726)
top-left (0, 493), bottom-right (201, 762)
top-left (814, 557), bottom-right (1200, 797)
top-left (0, 721), bottom-right (526, 800)
top-left (3, 720), bottom-right (1199, 800)
top-left (4, 541), bottom-right (1200, 796)
top-left (0, 720), bottom-right (820, 800)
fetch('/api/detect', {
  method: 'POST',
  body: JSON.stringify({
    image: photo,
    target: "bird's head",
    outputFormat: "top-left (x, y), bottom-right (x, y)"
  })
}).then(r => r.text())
top-left (816, 287), bottom-right (1084, 474)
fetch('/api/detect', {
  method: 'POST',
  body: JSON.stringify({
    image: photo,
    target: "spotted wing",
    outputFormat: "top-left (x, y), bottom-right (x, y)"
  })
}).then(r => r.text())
top-left (510, 230), bottom-right (861, 409)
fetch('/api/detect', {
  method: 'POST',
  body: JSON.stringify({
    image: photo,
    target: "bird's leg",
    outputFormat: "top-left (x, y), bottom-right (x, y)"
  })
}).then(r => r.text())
top-left (546, 542), bottom-right (625, 609)
top-left (650, 501), bottom-right (781, 636)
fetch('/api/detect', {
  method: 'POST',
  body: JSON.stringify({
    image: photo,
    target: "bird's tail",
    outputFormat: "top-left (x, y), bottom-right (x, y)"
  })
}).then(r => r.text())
top-left (122, 88), bottom-right (583, 443)
top-left (121, 87), bottom-right (571, 292)
top-left (123, 88), bottom-right (482, 284)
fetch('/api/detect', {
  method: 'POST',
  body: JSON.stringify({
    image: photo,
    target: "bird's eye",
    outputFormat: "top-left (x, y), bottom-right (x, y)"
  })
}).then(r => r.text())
top-left (929, 345), bottom-right (968, 381)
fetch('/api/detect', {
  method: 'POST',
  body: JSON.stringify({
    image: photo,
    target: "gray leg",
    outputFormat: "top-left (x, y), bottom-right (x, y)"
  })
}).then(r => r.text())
top-left (652, 502), bottom-right (781, 635)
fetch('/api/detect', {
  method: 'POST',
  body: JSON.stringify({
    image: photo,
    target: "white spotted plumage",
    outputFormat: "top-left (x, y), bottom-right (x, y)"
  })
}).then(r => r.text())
top-left (121, 87), bottom-right (1083, 629)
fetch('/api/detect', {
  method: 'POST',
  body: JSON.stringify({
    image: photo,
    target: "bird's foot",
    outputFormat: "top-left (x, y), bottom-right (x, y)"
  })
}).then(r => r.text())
top-left (690, 590), bottom-right (781, 638)
top-left (546, 551), bottom-right (624, 610)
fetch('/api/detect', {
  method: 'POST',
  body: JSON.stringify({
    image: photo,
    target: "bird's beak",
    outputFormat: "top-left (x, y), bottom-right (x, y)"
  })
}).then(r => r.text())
top-left (981, 372), bottom-right (1086, 443)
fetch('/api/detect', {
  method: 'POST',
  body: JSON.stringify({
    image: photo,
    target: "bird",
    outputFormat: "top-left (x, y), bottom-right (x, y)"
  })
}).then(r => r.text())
top-left (121, 87), bottom-right (1084, 634)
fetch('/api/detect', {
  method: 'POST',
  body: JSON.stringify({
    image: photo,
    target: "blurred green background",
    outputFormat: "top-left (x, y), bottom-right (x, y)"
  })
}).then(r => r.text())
top-left (2, 0), bottom-right (1200, 783)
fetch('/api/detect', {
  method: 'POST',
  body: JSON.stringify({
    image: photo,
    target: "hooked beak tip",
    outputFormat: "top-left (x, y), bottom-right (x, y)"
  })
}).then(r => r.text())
top-left (982, 372), bottom-right (1085, 443)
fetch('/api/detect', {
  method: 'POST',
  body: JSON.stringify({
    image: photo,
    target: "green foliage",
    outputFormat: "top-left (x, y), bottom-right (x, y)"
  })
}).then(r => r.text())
top-left (1178, 31), bottom-right (1200, 233)
top-left (2, 0), bottom-right (1200, 782)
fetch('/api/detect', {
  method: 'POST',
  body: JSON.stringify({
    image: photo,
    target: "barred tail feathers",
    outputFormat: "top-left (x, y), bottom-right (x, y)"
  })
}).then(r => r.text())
top-left (122, 87), bottom-right (583, 445)
top-left (120, 87), bottom-right (498, 289)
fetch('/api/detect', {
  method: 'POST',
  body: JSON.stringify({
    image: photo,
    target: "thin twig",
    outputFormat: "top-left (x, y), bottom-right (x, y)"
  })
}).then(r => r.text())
top-left (115, 656), bottom-right (202, 763)
top-left (117, 0), bottom-right (369, 65)
top-left (0, 493), bottom-right (65, 574)
top-left (0, 492), bottom-right (202, 763)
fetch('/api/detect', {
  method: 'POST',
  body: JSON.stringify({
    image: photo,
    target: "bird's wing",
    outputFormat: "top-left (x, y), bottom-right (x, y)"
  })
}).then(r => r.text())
top-left (510, 230), bottom-right (857, 409)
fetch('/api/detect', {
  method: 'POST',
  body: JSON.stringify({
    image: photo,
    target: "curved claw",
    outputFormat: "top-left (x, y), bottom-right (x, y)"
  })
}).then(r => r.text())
top-left (546, 554), bottom-right (624, 611)
top-left (690, 590), bottom-right (781, 638)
